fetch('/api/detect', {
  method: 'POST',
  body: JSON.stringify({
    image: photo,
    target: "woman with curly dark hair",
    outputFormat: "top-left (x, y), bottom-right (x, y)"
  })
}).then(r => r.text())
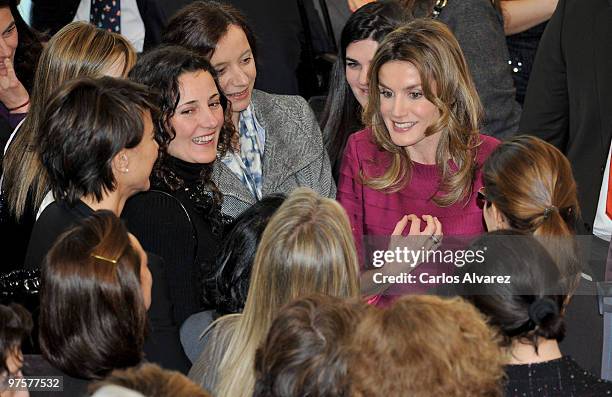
top-left (124, 45), bottom-right (237, 324)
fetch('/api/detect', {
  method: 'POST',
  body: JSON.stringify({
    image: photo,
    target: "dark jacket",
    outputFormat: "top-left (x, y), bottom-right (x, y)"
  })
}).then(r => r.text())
top-left (24, 200), bottom-right (190, 373)
top-left (519, 0), bottom-right (612, 233)
top-left (30, 0), bottom-right (191, 51)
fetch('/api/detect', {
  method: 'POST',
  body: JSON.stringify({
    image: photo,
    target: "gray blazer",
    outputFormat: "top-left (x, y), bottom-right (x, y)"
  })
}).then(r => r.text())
top-left (213, 90), bottom-right (336, 218)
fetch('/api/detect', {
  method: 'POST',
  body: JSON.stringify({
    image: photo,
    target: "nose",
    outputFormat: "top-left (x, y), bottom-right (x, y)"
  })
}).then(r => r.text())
top-left (358, 63), bottom-right (369, 87)
top-left (391, 96), bottom-right (407, 118)
top-left (0, 37), bottom-right (10, 58)
top-left (228, 64), bottom-right (249, 88)
top-left (198, 106), bottom-right (220, 130)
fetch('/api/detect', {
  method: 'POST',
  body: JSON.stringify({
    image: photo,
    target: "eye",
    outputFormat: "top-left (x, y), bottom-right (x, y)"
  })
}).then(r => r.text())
top-left (181, 108), bottom-right (195, 115)
top-left (215, 67), bottom-right (226, 76)
top-left (209, 101), bottom-right (221, 109)
top-left (346, 61), bottom-right (359, 69)
top-left (3, 24), bottom-right (16, 37)
top-left (379, 88), bottom-right (393, 99)
top-left (241, 57), bottom-right (252, 65)
top-left (409, 91), bottom-right (423, 99)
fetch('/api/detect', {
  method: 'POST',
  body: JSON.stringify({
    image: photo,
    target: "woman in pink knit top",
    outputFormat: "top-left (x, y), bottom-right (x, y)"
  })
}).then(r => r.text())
top-left (337, 19), bottom-right (500, 297)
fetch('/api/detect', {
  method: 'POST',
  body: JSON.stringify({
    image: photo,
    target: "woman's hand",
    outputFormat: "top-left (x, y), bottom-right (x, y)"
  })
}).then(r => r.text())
top-left (0, 58), bottom-right (29, 113)
top-left (384, 214), bottom-right (443, 275)
top-left (360, 214), bottom-right (444, 296)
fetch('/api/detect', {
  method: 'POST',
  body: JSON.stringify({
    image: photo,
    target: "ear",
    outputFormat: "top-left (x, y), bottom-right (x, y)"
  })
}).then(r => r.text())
top-left (491, 203), bottom-right (510, 229)
top-left (112, 150), bottom-right (130, 174)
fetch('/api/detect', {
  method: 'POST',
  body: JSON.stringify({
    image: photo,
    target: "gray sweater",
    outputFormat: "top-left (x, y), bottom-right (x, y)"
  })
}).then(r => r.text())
top-left (213, 90), bottom-right (336, 218)
top-left (437, 0), bottom-right (521, 138)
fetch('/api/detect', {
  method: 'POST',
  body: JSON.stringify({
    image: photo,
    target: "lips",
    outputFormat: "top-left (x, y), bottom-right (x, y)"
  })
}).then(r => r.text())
top-left (192, 134), bottom-right (215, 145)
top-left (392, 121), bottom-right (417, 132)
top-left (226, 88), bottom-right (249, 101)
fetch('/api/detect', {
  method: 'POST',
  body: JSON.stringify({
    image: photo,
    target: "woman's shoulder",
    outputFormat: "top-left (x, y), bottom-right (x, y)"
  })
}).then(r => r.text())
top-left (251, 89), bottom-right (309, 115)
top-left (346, 127), bottom-right (377, 151)
top-left (476, 134), bottom-right (501, 162)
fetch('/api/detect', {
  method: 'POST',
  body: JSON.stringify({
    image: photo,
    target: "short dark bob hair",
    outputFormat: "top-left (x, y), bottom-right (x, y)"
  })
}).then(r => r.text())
top-left (39, 76), bottom-right (160, 207)
top-left (39, 210), bottom-right (147, 380)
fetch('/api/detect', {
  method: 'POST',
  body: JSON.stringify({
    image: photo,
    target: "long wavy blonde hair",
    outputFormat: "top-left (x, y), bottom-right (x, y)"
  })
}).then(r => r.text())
top-left (2, 22), bottom-right (136, 219)
top-left (363, 19), bottom-right (483, 207)
top-left (202, 188), bottom-right (360, 397)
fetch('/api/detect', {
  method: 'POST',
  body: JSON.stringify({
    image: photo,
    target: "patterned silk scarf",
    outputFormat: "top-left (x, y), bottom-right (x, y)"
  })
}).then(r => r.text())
top-left (221, 104), bottom-right (264, 199)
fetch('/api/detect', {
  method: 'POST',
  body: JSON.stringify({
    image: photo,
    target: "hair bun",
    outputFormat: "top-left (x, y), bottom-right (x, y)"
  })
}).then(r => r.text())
top-left (528, 297), bottom-right (559, 325)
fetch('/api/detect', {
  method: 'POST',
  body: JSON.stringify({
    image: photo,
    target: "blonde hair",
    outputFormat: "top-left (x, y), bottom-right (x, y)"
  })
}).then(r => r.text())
top-left (206, 188), bottom-right (360, 397)
top-left (363, 18), bottom-right (483, 206)
top-left (3, 22), bottom-right (136, 220)
top-left (349, 295), bottom-right (504, 397)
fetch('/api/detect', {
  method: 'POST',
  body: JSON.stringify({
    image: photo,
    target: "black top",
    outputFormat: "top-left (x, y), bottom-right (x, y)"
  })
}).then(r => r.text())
top-left (506, 22), bottom-right (548, 105)
top-left (23, 200), bottom-right (190, 373)
top-left (505, 356), bottom-right (612, 396)
top-left (122, 156), bottom-right (221, 324)
top-left (25, 354), bottom-right (90, 397)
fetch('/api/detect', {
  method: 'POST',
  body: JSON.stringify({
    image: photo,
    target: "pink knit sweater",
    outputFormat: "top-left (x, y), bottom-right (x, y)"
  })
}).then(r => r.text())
top-left (337, 128), bottom-right (500, 267)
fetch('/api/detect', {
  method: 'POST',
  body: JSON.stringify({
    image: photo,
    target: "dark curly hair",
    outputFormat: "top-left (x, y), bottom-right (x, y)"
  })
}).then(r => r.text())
top-left (129, 45), bottom-right (237, 231)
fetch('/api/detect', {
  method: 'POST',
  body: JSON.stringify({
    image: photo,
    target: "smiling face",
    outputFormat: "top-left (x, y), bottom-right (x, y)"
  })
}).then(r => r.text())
top-left (169, 70), bottom-right (224, 164)
top-left (0, 7), bottom-right (18, 75)
top-left (345, 38), bottom-right (378, 108)
top-left (210, 24), bottom-right (256, 117)
top-left (378, 60), bottom-right (441, 163)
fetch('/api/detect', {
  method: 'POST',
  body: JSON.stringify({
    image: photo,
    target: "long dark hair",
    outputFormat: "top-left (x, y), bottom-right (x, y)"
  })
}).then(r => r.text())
top-left (129, 45), bottom-right (237, 231)
top-left (0, 0), bottom-right (45, 92)
top-left (321, 1), bottom-right (408, 180)
top-left (204, 194), bottom-right (286, 314)
top-left (40, 211), bottom-right (147, 379)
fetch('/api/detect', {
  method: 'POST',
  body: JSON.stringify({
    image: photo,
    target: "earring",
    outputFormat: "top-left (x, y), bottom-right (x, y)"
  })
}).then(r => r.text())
top-left (124, 168), bottom-right (129, 173)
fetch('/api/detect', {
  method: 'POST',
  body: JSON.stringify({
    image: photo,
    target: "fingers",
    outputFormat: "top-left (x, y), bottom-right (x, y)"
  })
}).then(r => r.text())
top-left (407, 214), bottom-right (421, 235)
top-left (433, 216), bottom-right (443, 236)
top-left (4, 57), bottom-right (15, 78)
top-left (392, 215), bottom-right (409, 236)
top-left (421, 215), bottom-right (436, 236)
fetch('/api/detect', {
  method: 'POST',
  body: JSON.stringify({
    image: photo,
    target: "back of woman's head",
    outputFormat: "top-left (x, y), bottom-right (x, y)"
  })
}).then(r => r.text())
top-left (0, 303), bottom-right (32, 375)
top-left (483, 135), bottom-right (579, 237)
top-left (207, 194), bottom-right (286, 314)
top-left (3, 22), bottom-right (137, 220)
top-left (39, 76), bottom-right (158, 206)
top-left (40, 211), bottom-right (147, 380)
top-left (162, 0), bottom-right (256, 60)
top-left (253, 295), bottom-right (366, 397)
top-left (461, 230), bottom-right (566, 347)
top-left (483, 135), bottom-right (580, 287)
top-left (246, 188), bottom-right (360, 317)
top-left (349, 295), bottom-right (504, 397)
top-left (213, 188), bottom-right (359, 397)
top-left (323, 0), bottom-right (409, 179)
